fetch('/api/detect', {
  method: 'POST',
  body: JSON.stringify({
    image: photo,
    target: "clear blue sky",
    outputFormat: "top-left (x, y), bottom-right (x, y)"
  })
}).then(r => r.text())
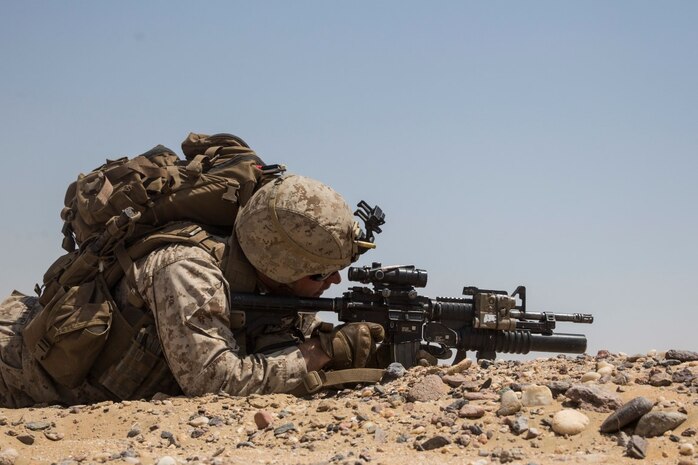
top-left (1, 1), bottom-right (696, 357)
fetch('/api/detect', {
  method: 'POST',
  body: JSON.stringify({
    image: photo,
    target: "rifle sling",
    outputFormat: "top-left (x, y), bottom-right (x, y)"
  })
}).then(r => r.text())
top-left (295, 368), bottom-right (385, 395)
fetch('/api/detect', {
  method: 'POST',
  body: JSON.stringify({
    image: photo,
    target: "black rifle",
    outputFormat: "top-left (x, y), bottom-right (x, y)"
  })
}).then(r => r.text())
top-left (230, 263), bottom-right (594, 368)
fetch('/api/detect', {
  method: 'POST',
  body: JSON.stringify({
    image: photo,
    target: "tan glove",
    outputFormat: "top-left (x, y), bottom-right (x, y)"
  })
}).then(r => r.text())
top-left (318, 322), bottom-right (385, 370)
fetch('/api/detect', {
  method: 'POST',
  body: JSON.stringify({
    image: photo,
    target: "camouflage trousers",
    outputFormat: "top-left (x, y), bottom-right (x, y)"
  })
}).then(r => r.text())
top-left (0, 292), bottom-right (111, 408)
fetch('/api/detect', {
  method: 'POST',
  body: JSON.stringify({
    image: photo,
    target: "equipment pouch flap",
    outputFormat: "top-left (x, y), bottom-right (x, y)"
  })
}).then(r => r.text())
top-left (23, 275), bottom-right (114, 388)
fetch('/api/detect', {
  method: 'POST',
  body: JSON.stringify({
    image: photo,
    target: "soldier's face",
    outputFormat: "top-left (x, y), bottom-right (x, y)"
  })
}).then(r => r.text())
top-left (288, 271), bottom-right (342, 298)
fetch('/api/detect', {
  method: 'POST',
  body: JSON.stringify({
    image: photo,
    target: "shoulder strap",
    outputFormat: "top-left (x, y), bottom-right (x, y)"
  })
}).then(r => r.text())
top-left (292, 368), bottom-right (386, 395)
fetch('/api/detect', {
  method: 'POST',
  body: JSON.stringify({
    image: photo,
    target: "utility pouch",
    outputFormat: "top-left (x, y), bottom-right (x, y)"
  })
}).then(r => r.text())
top-left (23, 275), bottom-right (114, 388)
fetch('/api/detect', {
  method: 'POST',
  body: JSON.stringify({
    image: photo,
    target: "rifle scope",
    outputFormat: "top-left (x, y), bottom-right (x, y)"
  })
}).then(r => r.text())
top-left (348, 263), bottom-right (428, 288)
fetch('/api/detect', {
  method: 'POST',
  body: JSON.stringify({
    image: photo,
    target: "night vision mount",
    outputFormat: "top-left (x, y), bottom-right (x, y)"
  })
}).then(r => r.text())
top-left (354, 200), bottom-right (385, 254)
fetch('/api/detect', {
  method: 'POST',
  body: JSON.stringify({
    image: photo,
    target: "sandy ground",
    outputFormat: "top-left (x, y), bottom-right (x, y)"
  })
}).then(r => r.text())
top-left (1, 350), bottom-right (697, 465)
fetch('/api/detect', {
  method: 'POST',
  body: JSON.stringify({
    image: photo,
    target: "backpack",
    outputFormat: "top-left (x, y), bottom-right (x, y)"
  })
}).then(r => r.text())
top-left (23, 133), bottom-right (283, 390)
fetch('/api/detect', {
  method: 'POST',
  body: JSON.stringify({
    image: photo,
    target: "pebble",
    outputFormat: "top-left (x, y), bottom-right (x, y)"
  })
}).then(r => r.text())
top-left (254, 410), bottom-right (274, 429)
top-left (626, 435), bottom-right (648, 459)
top-left (155, 456), bottom-right (177, 465)
top-left (442, 374), bottom-right (466, 387)
top-left (679, 443), bottom-right (695, 456)
top-left (497, 390), bottom-right (522, 416)
top-left (505, 415), bottom-right (529, 435)
top-left (524, 427), bottom-right (541, 439)
top-left (551, 409), bottom-right (589, 435)
top-left (599, 396), bottom-right (654, 433)
top-left (458, 405), bottom-right (485, 419)
top-left (446, 358), bottom-right (473, 375)
top-left (44, 431), bottom-right (64, 441)
top-left (666, 350), bottom-right (698, 362)
top-left (521, 385), bottom-right (553, 406)
top-left (25, 421), bottom-right (51, 431)
top-left (635, 411), bottom-right (688, 437)
top-left (565, 384), bottom-right (624, 412)
top-left (16, 435), bottom-right (34, 445)
top-left (406, 374), bottom-right (449, 402)
top-left (547, 381), bottom-right (571, 398)
top-left (188, 416), bottom-right (209, 427)
top-left (273, 423), bottom-right (297, 436)
top-left (581, 372), bottom-right (602, 383)
top-left (415, 435), bottom-right (451, 451)
top-left (384, 362), bottom-right (406, 380)
top-left (649, 371), bottom-right (673, 387)
top-left (0, 449), bottom-right (19, 465)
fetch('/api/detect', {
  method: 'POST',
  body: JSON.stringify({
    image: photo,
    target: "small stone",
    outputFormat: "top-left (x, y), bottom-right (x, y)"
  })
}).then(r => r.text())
top-left (415, 435), bottom-right (451, 451)
top-left (127, 426), bottom-right (141, 438)
top-left (16, 434), bottom-right (34, 445)
top-left (0, 448), bottom-right (19, 465)
top-left (565, 384), bottom-right (624, 412)
top-left (682, 427), bottom-right (697, 437)
top-left (188, 416), bottom-right (209, 427)
top-left (679, 443), bottom-right (695, 456)
top-left (666, 350), bottom-right (698, 362)
top-left (523, 427), bottom-right (540, 439)
top-left (442, 374), bottom-right (466, 388)
top-left (505, 415), bottom-right (529, 435)
top-left (446, 358), bottom-right (473, 375)
top-left (44, 431), bottom-right (64, 441)
top-left (374, 427), bottom-right (388, 443)
top-left (612, 373), bottom-right (631, 385)
top-left (635, 412), bottom-right (688, 437)
top-left (581, 372), bottom-right (601, 383)
top-left (497, 390), bottom-right (521, 416)
top-left (547, 381), bottom-right (571, 398)
top-left (551, 409), bottom-right (590, 436)
top-left (649, 372), bottom-right (673, 387)
top-left (458, 405), bottom-right (485, 419)
top-left (521, 385), bottom-right (553, 407)
top-left (673, 368), bottom-right (696, 384)
top-left (626, 435), bottom-right (648, 459)
top-left (254, 410), bottom-right (274, 429)
top-left (155, 457), bottom-right (177, 465)
top-left (384, 363), bottom-right (406, 380)
top-left (599, 397), bottom-right (654, 433)
top-left (273, 422), bottom-right (297, 436)
top-left (406, 374), bottom-right (449, 402)
top-left (25, 421), bottom-right (51, 431)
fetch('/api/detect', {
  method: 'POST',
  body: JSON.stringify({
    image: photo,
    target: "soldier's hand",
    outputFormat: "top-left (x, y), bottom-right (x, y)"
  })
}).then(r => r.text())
top-left (318, 322), bottom-right (385, 369)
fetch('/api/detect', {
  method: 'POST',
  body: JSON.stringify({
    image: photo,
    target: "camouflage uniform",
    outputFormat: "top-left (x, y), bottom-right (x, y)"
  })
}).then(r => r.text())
top-left (0, 236), bottom-right (310, 408)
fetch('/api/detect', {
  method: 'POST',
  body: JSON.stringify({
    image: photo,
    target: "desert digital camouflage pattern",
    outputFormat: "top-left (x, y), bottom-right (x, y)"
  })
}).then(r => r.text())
top-left (235, 175), bottom-right (359, 284)
top-left (124, 240), bottom-right (308, 396)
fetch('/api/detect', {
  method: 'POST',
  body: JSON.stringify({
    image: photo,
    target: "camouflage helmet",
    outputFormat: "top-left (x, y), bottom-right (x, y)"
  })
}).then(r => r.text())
top-left (235, 174), bottom-right (361, 283)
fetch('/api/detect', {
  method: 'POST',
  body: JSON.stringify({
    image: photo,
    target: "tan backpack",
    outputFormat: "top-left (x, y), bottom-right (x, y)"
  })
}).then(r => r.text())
top-left (24, 133), bottom-right (282, 390)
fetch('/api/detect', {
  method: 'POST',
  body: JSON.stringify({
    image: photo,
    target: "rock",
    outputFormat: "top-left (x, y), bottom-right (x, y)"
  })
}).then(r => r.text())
top-left (565, 384), bottom-right (623, 412)
top-left (672, 368), bottom-right (696, 384)
top-left (497, 390), bottom-right (521, 416)
top-left (666, 350), bottom-right (698, 362)
top-left (521, 385), bottom-right (553, 407)
top-left (635, 412), bottom-right (688, 437)
top-left (612, 373), bottom-right (631, 385)
top-left (551, 409), bottom-right (589, 436)
top-left (626, 435), bottom-right (648, 459)
top-left (599, 397), bottom-right (654, 433)
top-left (127, 426), bottom-right (141, 438)
top-left (505, 415), bottom-right (529, 435)
top-left (682, 427), bottom-right (697, 437)
top-left (16, 435), bottom-right (34, 445)
top-left (44, 431), bottom-right (64, 441)
top-left (596, 349), bottom-right (611, 359)
top-left (458, 405), bottom-right (485, 419)
top-left (254, 410), bottom-right (274, 429)
top-left (406, 374), bottom-right (448, 402)
top-left (649, 371), bottom-right (672, 387)
top-left (524, 427), bottom-right (540, 439)
top-left (581, 372), bottom-right (601, 383)
top-left (0, 448), bottom-right (19, 465)
top-left (273, 422), bottom-right (297, 436)
top-left (384, 363), bottom-right (406, 380)
top-left (25, 421), bottom-right (51, 431)
top-left (374, 427), bottom-right (388, 443)
top-left (444, 398), bottom-right (468, 412)
top-left (547, 381), bottom-right (571, 398)
top-left (155, 457), bottom-right (177, 465)
top-left (188, 416), bottom-right (209, 427)
top-left (415, 435), bottom-right (451, 451)
top-left (679, 443), bottom-right (695, 456)
top-left (442, 374), bottom-right (466, 387)
top-left (446, 358), bottom-right (473, 374)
